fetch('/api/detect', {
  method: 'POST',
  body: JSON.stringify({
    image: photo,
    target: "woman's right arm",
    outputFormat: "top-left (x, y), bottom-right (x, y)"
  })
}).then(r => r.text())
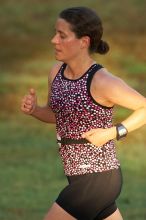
top-left (28, 87), bottom-right (56, 123)
top-left (21, 63), bottom-right (61, 124)
top-left (31, 103), bottom-right (56, 124)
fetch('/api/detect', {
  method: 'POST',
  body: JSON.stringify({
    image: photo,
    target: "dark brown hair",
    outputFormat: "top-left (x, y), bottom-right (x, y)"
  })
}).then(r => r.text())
top-left (59, 7), bottom-right (109, 54)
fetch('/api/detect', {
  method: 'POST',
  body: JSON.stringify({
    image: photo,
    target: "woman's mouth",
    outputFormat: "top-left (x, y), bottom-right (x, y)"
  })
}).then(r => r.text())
top-left (55, 48), bottom-right (62, 53)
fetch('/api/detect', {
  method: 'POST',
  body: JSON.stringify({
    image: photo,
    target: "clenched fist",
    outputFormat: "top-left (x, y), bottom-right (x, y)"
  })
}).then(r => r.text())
top-left (21, 88), bottom-right (37, 115)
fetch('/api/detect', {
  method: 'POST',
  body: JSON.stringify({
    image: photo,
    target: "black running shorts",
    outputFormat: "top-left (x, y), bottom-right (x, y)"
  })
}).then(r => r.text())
top-left (56, 168), bottom-right (122, 220)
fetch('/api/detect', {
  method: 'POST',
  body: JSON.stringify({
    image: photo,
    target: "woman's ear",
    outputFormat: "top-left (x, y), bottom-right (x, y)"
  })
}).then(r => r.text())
top-left (80, 36), bottom-right (90, 49)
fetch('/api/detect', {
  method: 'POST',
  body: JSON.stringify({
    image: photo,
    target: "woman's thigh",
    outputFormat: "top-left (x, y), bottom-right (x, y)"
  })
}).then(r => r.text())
top-left (104, 209), bottom-right (123, 220)
top-left (43, 202), bottom-right (77, 220)
top-left (43, 204), bottom-right (123, 220)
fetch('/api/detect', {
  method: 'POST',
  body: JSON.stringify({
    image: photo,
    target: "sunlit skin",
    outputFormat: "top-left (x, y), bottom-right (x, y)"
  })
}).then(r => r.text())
top-left (51, 18), bottom-right (94, 80)
top-left (51, 18), bottom-right (82, 62)
top-left (21, 16), bottom-right (146, 220)
top-left (51, 18), bottom-right (89, 63)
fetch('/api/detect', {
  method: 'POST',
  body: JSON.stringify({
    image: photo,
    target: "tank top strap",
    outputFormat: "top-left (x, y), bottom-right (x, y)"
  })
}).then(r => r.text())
top-left (87, 63), bottom-right (103, 87)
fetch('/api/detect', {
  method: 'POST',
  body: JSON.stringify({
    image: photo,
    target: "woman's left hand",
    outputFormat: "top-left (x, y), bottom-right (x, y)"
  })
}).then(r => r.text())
top-left (81, 127), bottom-right (116, 147)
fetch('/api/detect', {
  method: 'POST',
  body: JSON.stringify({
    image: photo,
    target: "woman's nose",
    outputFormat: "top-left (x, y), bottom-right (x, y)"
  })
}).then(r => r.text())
top-left (51, 34), bottom-right (59, 44)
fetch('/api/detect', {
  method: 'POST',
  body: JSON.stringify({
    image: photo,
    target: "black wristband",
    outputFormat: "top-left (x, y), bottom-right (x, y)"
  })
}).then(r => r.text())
top-left (116, 123), bottom-right (128, 141)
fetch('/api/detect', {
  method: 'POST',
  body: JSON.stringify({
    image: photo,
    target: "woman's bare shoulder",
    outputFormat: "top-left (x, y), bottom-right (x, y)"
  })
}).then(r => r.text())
top-left (93, 67), bottom-right (146, 109)
top-left (49, 62), bottom-right (63, 83)
top-left (95, 67), bottom-right (121, 81)
top-left (93, 67), bottom-right (122, 89)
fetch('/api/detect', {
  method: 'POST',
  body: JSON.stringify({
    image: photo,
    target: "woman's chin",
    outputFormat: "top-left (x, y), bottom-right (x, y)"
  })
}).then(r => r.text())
top-left (55, 55), bottom-right (65, 62)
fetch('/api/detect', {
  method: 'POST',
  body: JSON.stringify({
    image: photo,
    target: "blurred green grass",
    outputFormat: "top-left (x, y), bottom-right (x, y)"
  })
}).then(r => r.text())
top-left (0, 115), bottom-right (66, 220)
top-left (0, 0), bottom-right (146, 220)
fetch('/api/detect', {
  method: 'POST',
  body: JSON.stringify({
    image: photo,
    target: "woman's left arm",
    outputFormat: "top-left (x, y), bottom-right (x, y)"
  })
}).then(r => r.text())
top-left (109, 76), bottom-right (146, 132)
top-left (82, 71), bottom-right (146, 146)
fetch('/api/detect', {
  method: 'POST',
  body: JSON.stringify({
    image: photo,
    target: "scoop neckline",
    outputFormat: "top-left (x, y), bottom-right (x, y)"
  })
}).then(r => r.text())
top-left (61, 63), bottom-right (97, 81)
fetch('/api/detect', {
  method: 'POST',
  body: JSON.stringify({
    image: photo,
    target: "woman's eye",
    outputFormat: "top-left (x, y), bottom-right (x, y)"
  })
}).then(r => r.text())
top-left (60, 34), bottom-right (66, 39)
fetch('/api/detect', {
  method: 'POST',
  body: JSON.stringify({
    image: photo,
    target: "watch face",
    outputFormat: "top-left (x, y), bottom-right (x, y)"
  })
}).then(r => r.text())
top-left (118, 125), bottom-right (127, 137)
top-left (119, 127), bottom-right (127, 136)
top-left (116, 124), bottom-right (128, 140)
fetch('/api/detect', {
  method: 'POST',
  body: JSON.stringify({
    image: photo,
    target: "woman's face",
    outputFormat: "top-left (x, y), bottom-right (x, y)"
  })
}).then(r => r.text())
top-left (51, 18), bottom-right (85, 62)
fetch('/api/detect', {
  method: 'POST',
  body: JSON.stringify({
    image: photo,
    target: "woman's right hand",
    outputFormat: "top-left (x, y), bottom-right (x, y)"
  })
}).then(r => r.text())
top-left (21, 88), bottom-right (37, 115)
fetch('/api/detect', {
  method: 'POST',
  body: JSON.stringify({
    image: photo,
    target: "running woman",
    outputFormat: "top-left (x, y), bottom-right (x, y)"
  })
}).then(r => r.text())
top-left (21, 7), bottom-right (146, 220)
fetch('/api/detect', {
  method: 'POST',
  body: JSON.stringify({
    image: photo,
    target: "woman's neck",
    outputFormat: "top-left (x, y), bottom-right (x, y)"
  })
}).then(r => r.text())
top-left (65, 57), bottom-right (96, 80)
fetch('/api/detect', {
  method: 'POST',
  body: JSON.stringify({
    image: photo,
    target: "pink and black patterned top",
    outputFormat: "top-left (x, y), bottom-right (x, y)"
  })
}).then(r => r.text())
top-left (50, 63), bottom-right (120, 176)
